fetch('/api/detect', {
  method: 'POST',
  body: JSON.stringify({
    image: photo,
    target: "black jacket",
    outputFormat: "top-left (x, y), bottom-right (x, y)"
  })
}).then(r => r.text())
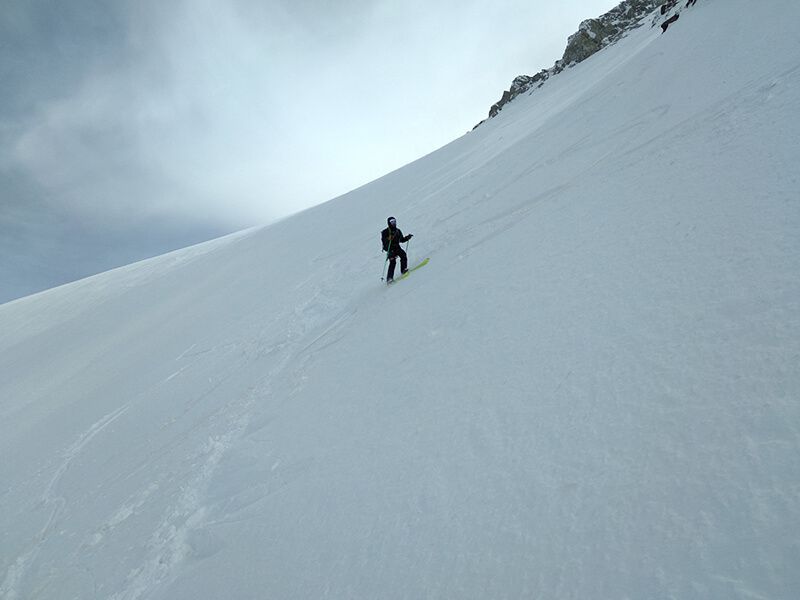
top-left (381, 226), bottom-right (410, 256)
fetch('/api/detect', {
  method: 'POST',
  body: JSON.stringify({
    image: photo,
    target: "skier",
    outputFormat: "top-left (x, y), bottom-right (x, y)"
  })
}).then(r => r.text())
top-left (381, 216), bottom-right (413, 282)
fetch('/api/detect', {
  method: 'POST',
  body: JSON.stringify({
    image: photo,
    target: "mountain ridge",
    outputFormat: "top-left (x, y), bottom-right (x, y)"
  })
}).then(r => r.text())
top-left (474, 0), bottom-right (696, 128)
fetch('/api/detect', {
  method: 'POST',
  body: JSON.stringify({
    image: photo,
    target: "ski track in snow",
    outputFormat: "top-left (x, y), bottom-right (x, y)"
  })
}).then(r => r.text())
top-left (100, 270), bottom-right (358, 600)
top-left (1, 404), bottom-right (130, 600)
top-left (108, 419), bottom-right (249, 600)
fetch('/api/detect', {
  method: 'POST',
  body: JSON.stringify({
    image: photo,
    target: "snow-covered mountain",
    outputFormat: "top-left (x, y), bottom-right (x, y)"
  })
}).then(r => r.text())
top-left (2, 1), bottom-right (799, 598)
top-left (478, 0), bottom-right (692, 126)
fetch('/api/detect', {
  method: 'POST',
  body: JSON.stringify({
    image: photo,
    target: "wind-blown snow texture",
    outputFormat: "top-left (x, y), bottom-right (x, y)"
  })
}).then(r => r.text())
top-left (2, 1), bottom-right (799, 598)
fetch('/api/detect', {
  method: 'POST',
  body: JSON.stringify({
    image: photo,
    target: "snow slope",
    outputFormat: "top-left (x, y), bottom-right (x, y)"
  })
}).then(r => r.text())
top-left (2, 1), bottom-right (799, 598)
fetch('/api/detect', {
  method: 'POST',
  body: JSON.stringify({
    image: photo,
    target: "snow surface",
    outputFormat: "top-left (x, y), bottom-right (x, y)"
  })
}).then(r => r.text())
top-left (2, 1), bottom-right (799, 598)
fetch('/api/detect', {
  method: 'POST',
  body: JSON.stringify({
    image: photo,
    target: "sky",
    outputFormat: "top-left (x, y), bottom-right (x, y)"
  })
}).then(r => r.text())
top-left (1, 0), bottom-right (616, 302)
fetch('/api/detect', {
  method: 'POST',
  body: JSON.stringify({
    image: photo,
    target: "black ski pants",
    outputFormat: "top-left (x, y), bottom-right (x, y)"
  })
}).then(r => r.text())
top-left (387, 248), bottom-right (408, 280)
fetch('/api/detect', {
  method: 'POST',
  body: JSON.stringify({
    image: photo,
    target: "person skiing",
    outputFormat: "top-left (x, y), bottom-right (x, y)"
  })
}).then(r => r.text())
top-left (381, 216), bottom-right (413, 282)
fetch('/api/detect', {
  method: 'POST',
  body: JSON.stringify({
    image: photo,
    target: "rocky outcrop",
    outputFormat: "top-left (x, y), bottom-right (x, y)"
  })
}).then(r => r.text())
top-left (488, 72), bottom-right (552, 118)
top-left (475, 0), bottom-right (669, 129)
top-left (561, 19), bottom-right (619, 66)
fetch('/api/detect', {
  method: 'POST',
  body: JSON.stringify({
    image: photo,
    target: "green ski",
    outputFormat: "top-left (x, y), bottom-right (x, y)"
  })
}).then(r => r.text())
top-left (388, 258), bottom-right (429, 284)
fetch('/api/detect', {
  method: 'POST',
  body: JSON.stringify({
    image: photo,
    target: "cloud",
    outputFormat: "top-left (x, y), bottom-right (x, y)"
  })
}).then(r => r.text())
top-left (5, 0), bottom-right (617, 226)
top-left (8, 1), bottom-right (285, 227)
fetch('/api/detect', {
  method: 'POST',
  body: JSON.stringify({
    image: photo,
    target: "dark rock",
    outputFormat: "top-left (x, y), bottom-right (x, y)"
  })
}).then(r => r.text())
top-left (661, 13), bottom-right (680, 33)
